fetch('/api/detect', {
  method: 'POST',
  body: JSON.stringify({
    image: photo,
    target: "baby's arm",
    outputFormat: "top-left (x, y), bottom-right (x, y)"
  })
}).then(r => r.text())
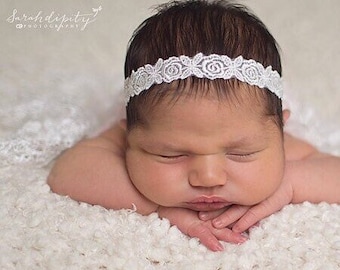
top-left (287, 152), bottom-right (340, 203)
top-left (283, 133), bottom-right (340, 203)
top-left (47, 121), bottom-right (158, 215)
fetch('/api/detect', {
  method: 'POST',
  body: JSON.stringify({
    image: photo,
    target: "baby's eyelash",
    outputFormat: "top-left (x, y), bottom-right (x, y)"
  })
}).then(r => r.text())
top-left (226, 152), bottom-right (257, 161)
top-left (230, 153), bottom-right (253, 157)
top-left (159, 154), bottom-right (184, 159)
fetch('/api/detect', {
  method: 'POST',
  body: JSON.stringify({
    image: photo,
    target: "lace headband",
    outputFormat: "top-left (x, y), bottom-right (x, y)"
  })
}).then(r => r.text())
top-left (124, 53), bottom-right (283, 104)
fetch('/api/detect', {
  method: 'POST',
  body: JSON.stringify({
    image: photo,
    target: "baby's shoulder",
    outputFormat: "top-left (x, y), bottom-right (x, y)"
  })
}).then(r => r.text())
top-left (82, 120), bottom-right (127, 154)
top-left (283, 133), bottom-right (319, 161)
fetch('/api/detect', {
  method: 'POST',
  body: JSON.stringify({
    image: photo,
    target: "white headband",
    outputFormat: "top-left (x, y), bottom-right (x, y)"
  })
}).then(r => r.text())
top-left (124, 53), bottom-right (283, 104)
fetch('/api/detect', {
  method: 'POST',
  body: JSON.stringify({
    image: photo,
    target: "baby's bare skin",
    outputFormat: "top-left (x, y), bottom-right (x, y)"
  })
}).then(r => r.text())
top-left (48, 122), bottom-right (158, 215)
top-left (48, 120), bottom-right (340, 251)
top-left (46, 116), bottom-right (318, 210)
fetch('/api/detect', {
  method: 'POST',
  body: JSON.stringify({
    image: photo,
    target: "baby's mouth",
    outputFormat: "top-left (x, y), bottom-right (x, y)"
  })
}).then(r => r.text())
top-left (186, 196), bottom-right (231, 211)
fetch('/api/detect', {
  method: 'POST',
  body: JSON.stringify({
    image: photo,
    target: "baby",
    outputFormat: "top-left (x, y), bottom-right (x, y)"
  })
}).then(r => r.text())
top-left (48, 0), bottom-right (340, 252)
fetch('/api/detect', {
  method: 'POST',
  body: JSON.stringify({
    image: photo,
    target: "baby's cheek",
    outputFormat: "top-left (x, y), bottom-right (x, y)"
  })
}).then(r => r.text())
top-left (126, 155), bottom-right (149, 193)
top-left (258, 164), bottom-right (284, 199)
top-left (257, 151), bottom-right (285, 197)
top-left (239, 163), bottom-right (284, 204)
top-left (126, 159), bottom-right (177, 205)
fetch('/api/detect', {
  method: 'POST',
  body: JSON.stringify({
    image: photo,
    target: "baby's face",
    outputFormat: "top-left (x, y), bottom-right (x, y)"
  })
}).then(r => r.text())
top-left (126, 90), bottom-right (285, 211)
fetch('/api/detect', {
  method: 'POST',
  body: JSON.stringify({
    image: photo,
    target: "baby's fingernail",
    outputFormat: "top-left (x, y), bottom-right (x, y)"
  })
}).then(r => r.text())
top-left (236, 234), bottom-right (248, 244)
top-left (251, 222), bottom-right (260, 228)
top-left (199, 212), bottom-right (207, 220)
top-left (214, 242), bottom-right (224, 252)
top-left (232, 226), bottom-right (241, 233)
top-left (213, 219), bottom-right (222, 228)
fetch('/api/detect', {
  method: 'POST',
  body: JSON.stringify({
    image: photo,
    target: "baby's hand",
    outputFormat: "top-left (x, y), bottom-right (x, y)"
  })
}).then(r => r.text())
top-left (158, 206), bottom-right (247, 251)
top-left (198, 205), bottom-right (251, 231)
top-left (199, 178), bottom-right (293, 233)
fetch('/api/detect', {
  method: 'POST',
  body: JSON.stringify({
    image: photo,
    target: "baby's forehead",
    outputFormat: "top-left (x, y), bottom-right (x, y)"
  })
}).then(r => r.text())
top-left (128, 97), bottom-right (280, 155)
top-left (139, 91), bottom-right (273, 131)
top-left (146, 80), bottom-right (268, 112)
top-left (126, 76), bottom-right (283, 132)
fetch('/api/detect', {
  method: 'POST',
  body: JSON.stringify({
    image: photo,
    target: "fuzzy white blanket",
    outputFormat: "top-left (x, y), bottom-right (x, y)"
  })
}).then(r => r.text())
top-left (1, 1), bottom-right (340, 269)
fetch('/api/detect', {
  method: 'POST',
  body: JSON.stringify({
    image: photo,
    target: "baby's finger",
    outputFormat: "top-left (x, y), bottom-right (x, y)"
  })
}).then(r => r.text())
top-left (212, 205), bottom-right (250, 229)
top-left (232, 199), bottom-right (283, 233)
top-left (198, 208), bottom-right (225, 221)
top-left (213, 227), bottom-right (248, 245)
top-left (187, 222), bottom-right (224, 251)
top-left (231, 206), bottom-right (266, 233)
top-left (232, 184), bottom-right (292, 233)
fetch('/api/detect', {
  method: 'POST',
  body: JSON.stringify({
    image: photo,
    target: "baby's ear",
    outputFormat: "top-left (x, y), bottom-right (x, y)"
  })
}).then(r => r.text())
top-left (119, 119), bottom-right (127, 131)
top-left (282, 109), bottom-right (291, 125)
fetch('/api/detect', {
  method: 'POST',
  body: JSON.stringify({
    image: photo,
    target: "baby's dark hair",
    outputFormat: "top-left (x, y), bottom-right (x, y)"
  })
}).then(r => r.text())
top-left (125, 0), bottom-right (283, 130)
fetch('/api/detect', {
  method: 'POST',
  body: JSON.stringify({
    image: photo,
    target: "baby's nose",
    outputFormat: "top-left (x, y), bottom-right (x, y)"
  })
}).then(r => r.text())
top-left (188, 154), bottom-right (227, 188)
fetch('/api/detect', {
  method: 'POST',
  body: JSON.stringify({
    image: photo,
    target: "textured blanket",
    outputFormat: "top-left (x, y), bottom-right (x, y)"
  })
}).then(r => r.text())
top-left (1, 1), bottom-right (340, 269)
